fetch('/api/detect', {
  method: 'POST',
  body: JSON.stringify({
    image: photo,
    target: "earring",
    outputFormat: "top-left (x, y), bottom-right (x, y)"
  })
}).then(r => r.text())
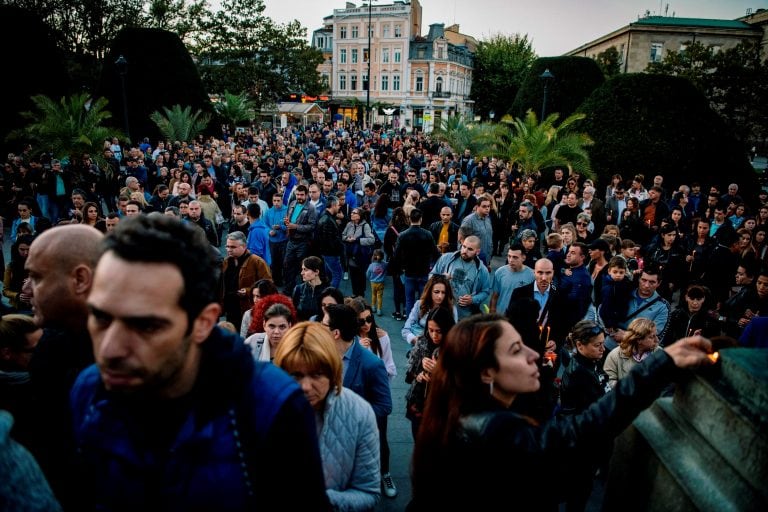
top-left (489, 381), bottom-right (494, 395)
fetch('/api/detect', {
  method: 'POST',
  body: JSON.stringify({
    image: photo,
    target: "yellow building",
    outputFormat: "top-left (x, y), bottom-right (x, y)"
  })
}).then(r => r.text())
top-left (567, 12), bottom-right (765, 74)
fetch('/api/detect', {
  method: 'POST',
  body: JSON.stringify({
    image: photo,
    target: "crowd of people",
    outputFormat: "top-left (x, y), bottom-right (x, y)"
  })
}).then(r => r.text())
top-left (0, 123), bottom-right (763, 510)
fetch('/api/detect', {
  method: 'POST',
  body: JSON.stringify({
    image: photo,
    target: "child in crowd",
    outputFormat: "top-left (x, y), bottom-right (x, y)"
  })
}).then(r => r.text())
top-left (545, 232), bottom-right (565, 275)
top-left (366, 249), bottom-right (388, 315)
top-left (619, 239), bottom-right (641, 281)
top-left (599, 256), bottom-right (636, 333)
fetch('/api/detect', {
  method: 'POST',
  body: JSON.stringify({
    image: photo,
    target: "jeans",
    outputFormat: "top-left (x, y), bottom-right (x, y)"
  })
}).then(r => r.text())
top-left (404, 275), bottom-right (428, 317)
top-left (392, 272), bottom-right (405, 315)
top-left (36, 194), bottom-right (50, 220)
top-left (323, 254), bottom-right (343, 289)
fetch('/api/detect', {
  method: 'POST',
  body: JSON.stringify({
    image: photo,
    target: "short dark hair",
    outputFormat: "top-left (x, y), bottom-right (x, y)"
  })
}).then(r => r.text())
top-left (428, 182), bottom-right (440, 194)
top-left (409, 208), bottom-right (423, 224)
top-left (295, 184), bottom-right (308, 194)
top-left (246, 202), bottom-right (261, 219)
top-left (248, 186), bottom-right (259, 196)
top-left (102, 215), bottom-right (220, 329)
top-left (325, 304), bottom-right (358, 342)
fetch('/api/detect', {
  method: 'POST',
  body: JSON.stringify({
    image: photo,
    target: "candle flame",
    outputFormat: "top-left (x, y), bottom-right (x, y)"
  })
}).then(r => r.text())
top-left (707, 352), bottom-right (719, 363)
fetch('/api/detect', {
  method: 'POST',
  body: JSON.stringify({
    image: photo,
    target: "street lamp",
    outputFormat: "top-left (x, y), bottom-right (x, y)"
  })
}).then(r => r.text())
top-left (366, 1), bottom-right (374, 129)
top-left (115, 55), bottom-right (130, 141)
top-left (540, 68), bottom-right (554, 120)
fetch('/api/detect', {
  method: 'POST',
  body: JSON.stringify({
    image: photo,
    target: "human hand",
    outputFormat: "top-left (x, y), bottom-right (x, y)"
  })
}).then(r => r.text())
top-left (612, 329), bottom-right (626, 343)
top-left (359, 337), bottom-right (371, 349)
top-left (663, 336), bottom-right (714, 369)
top-left (544, 340), bottom-right (556, 352)
top-left (458, 295), bottom-right (472, 307)
top-left (422, 356), bottom-right (437, 373)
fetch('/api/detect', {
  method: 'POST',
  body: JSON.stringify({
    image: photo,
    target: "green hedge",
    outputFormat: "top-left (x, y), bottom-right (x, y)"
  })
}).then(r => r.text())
top-left (95, 28), bottom-right (212, 144)
top-left (510, 56), bottom-right (604, 121)
top-left (576, 73), bottom-right (758, 200)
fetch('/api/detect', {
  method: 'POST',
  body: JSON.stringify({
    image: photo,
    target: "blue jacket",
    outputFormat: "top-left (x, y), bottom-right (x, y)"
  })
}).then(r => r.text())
top-left (342, 340), bottom-right (392, 418)
top-left (247, 219), bottom-right (271, 264)
top-left (263, 205), bottom-right (288, 243)
top-left (70, 327), bottom-right (330, 511)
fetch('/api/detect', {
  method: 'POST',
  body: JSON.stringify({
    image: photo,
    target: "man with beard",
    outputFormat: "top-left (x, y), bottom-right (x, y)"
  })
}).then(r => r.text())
top-left (23, 224), bottom-right (103, 508)
top-left (70, 215), bottom-right (330, 510)
top-left (430, 235), bottom-right (491, 319)
top-left (282, 184), bottom-right (317, 295)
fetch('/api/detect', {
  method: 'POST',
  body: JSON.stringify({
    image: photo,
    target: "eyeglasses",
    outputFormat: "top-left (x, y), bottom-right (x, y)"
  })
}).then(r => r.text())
top-left (359, 316), bottom-right (374, 325)
top-left (576, 222), bottom-right (588, 226)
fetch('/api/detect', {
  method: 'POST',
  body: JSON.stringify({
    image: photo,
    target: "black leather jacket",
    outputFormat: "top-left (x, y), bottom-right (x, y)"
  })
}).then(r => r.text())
top-left (408, 351), bottom-right (677, 511)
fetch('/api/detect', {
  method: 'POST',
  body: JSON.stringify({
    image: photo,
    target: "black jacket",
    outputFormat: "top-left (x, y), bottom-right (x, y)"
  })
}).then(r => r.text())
top-left (428, 221), bottom-right (460, 253)
top-left (314, 210), bottom-right (343, 256)
top-left (393, 225), bottom-right (440, 277)
top-left (408, 351), bottom-right (678, 511)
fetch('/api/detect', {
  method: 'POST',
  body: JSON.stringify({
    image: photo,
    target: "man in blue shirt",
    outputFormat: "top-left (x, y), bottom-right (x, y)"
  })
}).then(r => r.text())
top-left (246, 203), bottom-right (271, 265)
top-left (263, 194), bottom-right (289, 286)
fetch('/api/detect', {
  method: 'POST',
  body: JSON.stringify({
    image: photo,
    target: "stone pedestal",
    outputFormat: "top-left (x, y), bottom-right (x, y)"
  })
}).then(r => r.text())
top-left (603, 348), bottom-right (768, 512)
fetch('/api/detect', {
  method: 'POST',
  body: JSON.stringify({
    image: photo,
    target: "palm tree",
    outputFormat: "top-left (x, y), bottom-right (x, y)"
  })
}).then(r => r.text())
top-left (14, 93), bottom-right (116, 163)
top-left (149, 104), bottom-right (211, 142)
top-left (487, 110), bottom-right (594, 180)
top-left (214, 91), bottom-right (256, 131)
top-left (432, 116), bottom-right (495, 156)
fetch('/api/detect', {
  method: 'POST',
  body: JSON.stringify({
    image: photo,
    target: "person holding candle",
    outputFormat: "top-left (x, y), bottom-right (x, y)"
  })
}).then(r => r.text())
top-left (408, 313), bottom-right (715, 510)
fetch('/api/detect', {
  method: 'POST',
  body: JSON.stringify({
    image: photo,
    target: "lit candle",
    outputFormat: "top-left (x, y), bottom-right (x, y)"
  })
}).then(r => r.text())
top-left (707, 352), bottom-right (719, 363)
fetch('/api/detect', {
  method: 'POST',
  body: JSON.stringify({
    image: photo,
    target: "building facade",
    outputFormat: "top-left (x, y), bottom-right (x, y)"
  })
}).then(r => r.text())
top-left (566, 13), bottom-right (764, 74)
top-left (312, 0), bottom-right (475, 132)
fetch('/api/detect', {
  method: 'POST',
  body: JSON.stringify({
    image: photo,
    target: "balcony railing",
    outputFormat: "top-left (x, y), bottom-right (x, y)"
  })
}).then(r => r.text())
top-left (432, 91), bottom-right (451, 98)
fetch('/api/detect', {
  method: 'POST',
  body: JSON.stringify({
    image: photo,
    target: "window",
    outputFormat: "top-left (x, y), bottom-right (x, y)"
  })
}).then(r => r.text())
top-left (383, 25), bottom-right (390, 38)
top-left (340, 48), bottom-right (347, 64)
top-left (394, 25), bottom-right (402, 37)
top-left (382, 48), bottom-right (390, 63)
top-left (435, 76), bottom-right (443, 93)
top-left (415, 75), bottom-right (423, 92)
top-left (363, 48), bottom-right (369, 63)
top-left (339, 26), bottom-right (347, 39)
top-left (381, 74), bottom-right (389, 91)
top-left (339, 74), bottom-right (346, 90)
top-left (363, 73), bottom-right (369, 91)
top-left (619, 43), bottom-right (626, 65)
top-left (393, 74), bottom-right (400, 91)
top-left (394, 48), bottom-right (401, 63)
top-left (351, 25), bottom-right (359, 38)
top-left (437, 46), bottom-right (444, 59)
top-left (351, 74), bottom-right (357, 91)
top-left (649, 42), bottom-right (663, 62)
top-left (352, 48), bottom-right (358, 63)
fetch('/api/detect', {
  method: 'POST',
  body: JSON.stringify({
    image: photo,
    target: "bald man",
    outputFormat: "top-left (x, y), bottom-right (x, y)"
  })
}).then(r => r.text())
top-left (22, 224), bottom-right (103, 507)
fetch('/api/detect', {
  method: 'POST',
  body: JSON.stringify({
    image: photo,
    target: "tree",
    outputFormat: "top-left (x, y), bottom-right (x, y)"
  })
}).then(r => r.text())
top-left (0, 5), bottom-right (72, 156)
top-left (485, 110), bottom-right (594, 179)
top-left (470, 34), bottom-right (537, 121)
top-left (214, 92), bottom-right (257, 131)
top-left (646, 40), bottom-right (768, 151)
top-left (149, 104), bottom-right (211, 141)
top-left (14, 93), bottom-right (116, 163)
top-left (595, 47), bottom-right (621, 78)
top-left (194, 0), bottom-right (323, 107)
top-left (576, 74), bottom-right (758, 199)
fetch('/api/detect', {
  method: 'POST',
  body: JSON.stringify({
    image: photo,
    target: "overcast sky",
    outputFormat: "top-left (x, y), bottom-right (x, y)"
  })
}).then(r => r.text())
top-left (262, 0), bottom-right (764, 56)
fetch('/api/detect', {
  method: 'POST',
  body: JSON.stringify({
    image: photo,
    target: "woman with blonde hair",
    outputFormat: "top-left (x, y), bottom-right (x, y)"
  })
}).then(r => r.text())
top-left (274, 322), bottom-right (381, 510)
top-left (129, 191), bottom-right (148, 209)
top-left (603, 317), bottom-right (662, 388)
